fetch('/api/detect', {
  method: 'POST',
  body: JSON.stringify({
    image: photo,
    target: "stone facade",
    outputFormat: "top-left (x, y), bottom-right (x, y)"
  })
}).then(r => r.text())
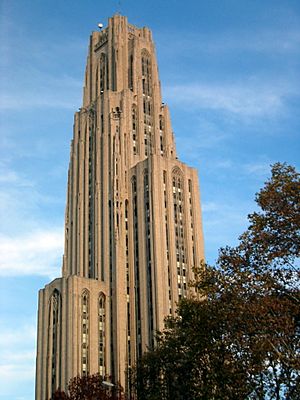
top-left (35, 15), bottom-right (204, 399)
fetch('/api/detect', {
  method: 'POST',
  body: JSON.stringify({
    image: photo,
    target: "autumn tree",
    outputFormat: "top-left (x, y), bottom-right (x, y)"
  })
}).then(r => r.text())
top-left (133, 163), bottom-right (300, 400)
top-left (51, 373), bottom-right (124, 400)
top-left (51, 390), bottom-right (69, 400)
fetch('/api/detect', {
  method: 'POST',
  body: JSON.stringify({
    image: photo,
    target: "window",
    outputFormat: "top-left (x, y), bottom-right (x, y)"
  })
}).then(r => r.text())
top-left (128, 52), bottom-right (134, 90)
top-left (144, 171), bottom-right (154, 348)
top-left (100, 53), bottom-right (106, 94)
top-left (132, 105), bottom-right (138, 155)
top-left (98, 293), bottom-right (105, 376)
top-left (141, 50), bottom-right (152, 157)
top-left (49, 289), bottom-right (61, 394)
top-left (81, 290), bottom-right (90, 376)
top-left (125, 200), bottom-right (131, 366)
top-left (172, 169), bottom-right (188, 298)
top-left (159, 115), bottom-right (164, 155)
top-left (132, 176), bottom-right (142, 357)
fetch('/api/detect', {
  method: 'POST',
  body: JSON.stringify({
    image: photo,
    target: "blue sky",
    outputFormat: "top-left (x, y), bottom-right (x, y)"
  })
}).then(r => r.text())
top-left (0, 0), bottom-right (299, 399)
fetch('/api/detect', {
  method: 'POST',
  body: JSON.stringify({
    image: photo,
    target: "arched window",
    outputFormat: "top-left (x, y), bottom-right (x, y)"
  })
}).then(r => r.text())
top-left (141, 50), bottom-right (152, 157)
top-left (100, 53), bottom-right (106, 94)
top-left (163, 171), bottom-right (172, 314)
top-left (95, 66), bottom-right (99, 97)
top-left (132, 105), bottom-right (138, 155)
top-left (188, 179), bottom-right (196, 267)
top-left (81, 289), bottom-right (90, 376)
top-left (124, 200), bottom-right (131, 367)
top-left (159, 115), bottom-right (164, 155)
top-left (172, 169), bottom-right (187, 299)
top-left (128, 52), bottom-right (134, 91)
top-left (98, 293), bottom-right (106, 376)
top-left (48, 289), bottom-right (61, 395)
top-left (141, 49), bottom-right (152, 96)
top-left (144, 170), bottom-right (154, 348)
top-left (132, 176), bottom-right (142, 357)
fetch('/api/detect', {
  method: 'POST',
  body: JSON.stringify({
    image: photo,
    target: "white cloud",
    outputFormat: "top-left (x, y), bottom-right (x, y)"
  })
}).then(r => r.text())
top-left (203, 159), bottom-right (272, 178)
top-left (158, 28), bottom-right (300, 56)
top-left (243, 161), bottom-right (272, 176)
top-left (240, 29), bottom-right (300, 53)
top-left (213, 160), bottom-right (233, 169)
top-left (165, 80), bottom-right (293, 117)
top-left (0, 228), bottom-right (63, 278)
top-left (0, 165), bottom-right (34, 186)
top-left (0, 325), bottom-right (36, 347)
top-left (0, 165), bottom-right (64, 237)
top-left (0, 163), bottom-right (65, 281)
top-left (2, 351), bottom-right (35, 363)
top-left (174, 119), bottom-right (230, 164)
top-left (0, 325), bottom-right (36, 393)
top-left (202, 201), bottom-right (219, 212)
top-left (0, 93), bottom-right (78, 111)
top-left (0, 74), bottom-right (82, 111)
top-left (0, 363), bottom-right (35, 382)
top-left (0, 19), bottom-right (84, 112)
top-left (0, 170), bottom-right (19, 184)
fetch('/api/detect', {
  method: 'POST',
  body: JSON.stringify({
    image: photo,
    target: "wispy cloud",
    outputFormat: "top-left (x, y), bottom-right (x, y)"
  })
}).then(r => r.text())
top-left (202, 201), bottom-right (219, 212)
top-left (165, 80), bottom-right (296, 117)
top-left (158, 28), bottom-right (300, 56)
top-left (0, 164), bottom-right (34, 186)
top-left (213, 160), bottom-right (233, 170)
top-left (0, 16), bottom-right (84, 112)
top-left (0, 325), bottom-right (36, 347)
top-left (0, 162), bottom-right (64, 229)
top-left (0, 73), bottom-right (82, 111)
top-left (0, 325), bottom-right (36, 392)
top-left (243, 161), bottom-right (272, 176)
top-left (0, 165), bottom-right (64, 277)
top-left (224, 29), bottom-right (300, 54)
top-left (0, 92), bottom-right (79, 111)
top-left (0, 228), bottom-right (63, 278)
top-left (200, 159), bottom-right (273, 182)
top-left (175, 118), bottom-right (229, 162)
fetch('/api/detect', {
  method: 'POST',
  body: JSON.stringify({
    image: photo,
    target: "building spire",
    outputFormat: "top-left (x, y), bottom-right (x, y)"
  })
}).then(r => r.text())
top-left (117, 0), bottom-right (122, 15)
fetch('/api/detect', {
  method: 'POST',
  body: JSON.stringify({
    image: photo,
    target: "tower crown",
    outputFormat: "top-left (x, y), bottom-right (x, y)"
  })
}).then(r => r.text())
top-left (63, 16), bottom-right (180, 279)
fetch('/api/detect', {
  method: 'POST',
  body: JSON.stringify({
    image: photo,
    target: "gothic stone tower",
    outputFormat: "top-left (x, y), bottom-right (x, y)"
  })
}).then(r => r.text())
top-left (35, 15), bottom-right (204, 399)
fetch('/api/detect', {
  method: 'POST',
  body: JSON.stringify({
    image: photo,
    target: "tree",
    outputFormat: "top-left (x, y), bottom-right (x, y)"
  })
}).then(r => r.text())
top-left (133, 163), bottom-right (300, 400)
top-left (51, 373), bottom-right (124, 400)
top-left (51, 390), bottom-right (69, 400)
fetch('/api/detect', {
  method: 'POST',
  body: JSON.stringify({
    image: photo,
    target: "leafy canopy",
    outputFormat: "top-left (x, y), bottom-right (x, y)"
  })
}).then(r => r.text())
top-left (51, 373), bottom-right (124, 400)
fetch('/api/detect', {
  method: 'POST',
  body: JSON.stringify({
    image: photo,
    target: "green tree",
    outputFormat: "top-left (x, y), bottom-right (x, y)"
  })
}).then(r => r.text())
top-left (133, 163), bottom-right (300, 400)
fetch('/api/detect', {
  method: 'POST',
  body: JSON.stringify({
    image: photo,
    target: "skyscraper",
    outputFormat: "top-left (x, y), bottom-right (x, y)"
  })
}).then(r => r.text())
top-left (35, 15), bottom-right (204, 399)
